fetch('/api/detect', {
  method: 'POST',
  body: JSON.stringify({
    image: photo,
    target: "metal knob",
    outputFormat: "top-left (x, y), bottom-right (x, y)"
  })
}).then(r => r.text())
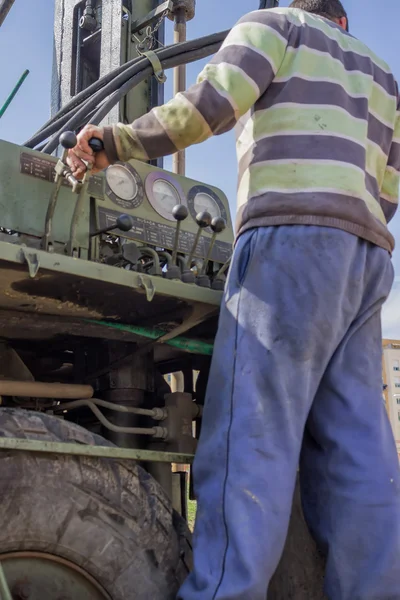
top-left (172, 204), bottom-right (189, 222)
top-left (195, 211), bottom-right (212, 229)
top-left (88, 138), bottom-right (104, 153)
top-left (59, 131), bottom-right (77, 149)
top-left (116, 214), bottom-right (134, 232)
top-left (211, 217), bottom-right (226, 234)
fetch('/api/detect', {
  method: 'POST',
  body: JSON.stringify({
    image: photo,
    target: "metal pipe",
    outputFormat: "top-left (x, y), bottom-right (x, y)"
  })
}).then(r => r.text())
top-left (0, 69), bottom-right (29, 119)
top-left (172, 6), bottom-right (187, 176)
top-left (0, 0), bottom-right (16, 27)
top-left (0, 436), bottom-right (194, 464)
top-left (56, 398), bottom-right (167, 420)
top-left (0, 380), bottom-right (94, 399)
top-left (56, 400), bottom-right (166, 438)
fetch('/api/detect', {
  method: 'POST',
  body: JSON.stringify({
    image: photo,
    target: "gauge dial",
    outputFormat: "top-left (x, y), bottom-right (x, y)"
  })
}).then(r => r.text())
top-left (106, 164), bottom-right (137, 201)
top-left (145, 172), bottom-right (187, 221)
top-left (188, 184), bottom-right (228, 231)
top-left (105, 162), bottom-right (144, 210)
top-left (153, 179), bottom-right (180, 212)
top-left (194, 192), bottom-right (221, 219)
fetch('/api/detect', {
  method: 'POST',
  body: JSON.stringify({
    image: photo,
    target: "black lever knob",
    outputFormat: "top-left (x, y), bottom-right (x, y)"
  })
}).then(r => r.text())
top-left (172, 204), bottom-right (189, 222)
top-left (90, 213), bottom-right (134, 237)
top-left (211, 217), bottom-right (227, 234)
top-left (116, 214), bottom-right (134, 232)
top-left (196, 211), bottom-right (212, 229)
top-left (88, 138), bottom-right (105, 153)
top-left (60, 131), bottom-right (77, 150)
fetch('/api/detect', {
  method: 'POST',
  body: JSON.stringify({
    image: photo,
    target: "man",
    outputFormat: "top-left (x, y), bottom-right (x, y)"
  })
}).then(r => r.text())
top-left (68, 1), bottom-right (400, 598)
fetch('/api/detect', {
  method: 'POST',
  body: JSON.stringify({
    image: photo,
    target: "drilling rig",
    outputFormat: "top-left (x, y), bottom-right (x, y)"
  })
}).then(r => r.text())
top-left (0, 0), bottom-right (325, 598)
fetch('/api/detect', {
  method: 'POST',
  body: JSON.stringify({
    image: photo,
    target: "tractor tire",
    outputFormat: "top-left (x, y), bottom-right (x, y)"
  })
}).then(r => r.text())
top-left (0, 407), bottom-right (192, 600)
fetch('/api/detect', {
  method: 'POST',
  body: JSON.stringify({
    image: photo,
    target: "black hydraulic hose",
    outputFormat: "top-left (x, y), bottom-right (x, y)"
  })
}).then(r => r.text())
top-left (25, 30), bottom-right (229, 148)
top-left (31, 104), bottom-right (105, 149)
top-left (89, 74), bottom-right (150, 126)
top-left (41, 42), bottom-right (222, 154)
top-left (89, 43), bottom-right (221, 126)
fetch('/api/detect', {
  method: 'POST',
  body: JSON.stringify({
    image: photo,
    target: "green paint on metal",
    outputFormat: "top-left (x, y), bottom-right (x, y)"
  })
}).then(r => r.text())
top-left (0, 562), bottom-right (12, 600)
top-left (0, 69), bottom-right (30, 120)
top-left (0, 437), bottom-right (194, 464)
top-left (86, 319), bottom-right (215, 355)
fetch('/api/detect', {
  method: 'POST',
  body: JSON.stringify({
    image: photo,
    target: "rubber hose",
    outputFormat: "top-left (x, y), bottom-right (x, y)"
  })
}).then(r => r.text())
top-left (89, 43), bottom-right (221, 126)
top-left (25, 30), bottom-right (228, 147)
top-left (42, 43), bottom-right (221, 154)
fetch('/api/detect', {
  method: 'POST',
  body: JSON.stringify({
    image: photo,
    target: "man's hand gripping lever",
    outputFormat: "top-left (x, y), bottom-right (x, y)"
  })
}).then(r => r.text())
top-left (67, 124), bottom-right (110, 177)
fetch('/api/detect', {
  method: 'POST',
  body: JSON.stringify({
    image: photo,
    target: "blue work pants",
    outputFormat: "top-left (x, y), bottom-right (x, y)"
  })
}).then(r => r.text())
top-left (179, 226), bottom-right (400, 600)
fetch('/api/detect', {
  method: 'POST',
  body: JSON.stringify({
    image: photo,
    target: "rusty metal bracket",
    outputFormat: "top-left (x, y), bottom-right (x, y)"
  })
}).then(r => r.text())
top-left (0, 437), bottom-right (194, 464)
top-left (19, 246), bottom-right (40, 278)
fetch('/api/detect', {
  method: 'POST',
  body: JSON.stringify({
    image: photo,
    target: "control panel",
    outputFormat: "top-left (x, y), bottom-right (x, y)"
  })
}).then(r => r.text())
top-left (0, 133), bottom-right (234, 290)
top-left (90, 159), bottom-right (233, 265)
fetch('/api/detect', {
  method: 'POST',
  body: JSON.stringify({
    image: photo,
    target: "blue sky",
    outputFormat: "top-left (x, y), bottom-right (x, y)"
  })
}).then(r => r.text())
top-left (1, 0), bottom-right (400, 335)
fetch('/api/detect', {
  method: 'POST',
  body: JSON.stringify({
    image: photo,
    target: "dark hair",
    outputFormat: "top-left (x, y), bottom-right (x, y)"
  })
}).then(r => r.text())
top-left (289, 0), bottom-right (349, 31)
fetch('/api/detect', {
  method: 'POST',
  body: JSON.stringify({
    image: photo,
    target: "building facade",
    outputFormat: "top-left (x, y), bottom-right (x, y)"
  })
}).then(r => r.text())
top-left (382, 339), bottom-right (400, 460)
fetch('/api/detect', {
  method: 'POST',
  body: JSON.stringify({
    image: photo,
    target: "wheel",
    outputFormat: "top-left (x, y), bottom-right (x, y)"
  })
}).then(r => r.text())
top-left (0, 407), bottom-right (192, 600)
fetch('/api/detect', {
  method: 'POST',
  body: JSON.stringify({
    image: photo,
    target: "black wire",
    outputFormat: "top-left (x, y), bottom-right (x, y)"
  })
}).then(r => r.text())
top-left (31, 104), bottom-right (106, 150)
top-left (41, 41), bottom-right (223, 154)
top-left (89, 44), bottom-right (221, 128)
top-left (25, 30), bottom-right (229, 148)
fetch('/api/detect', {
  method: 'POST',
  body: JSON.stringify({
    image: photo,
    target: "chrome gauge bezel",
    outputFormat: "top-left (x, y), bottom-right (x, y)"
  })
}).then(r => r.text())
top-left (105, 162), bottom-right (144, 210)
top-left (187, 185), bottom-right (228, 231)
top-left (145, 171), bottom-right (187, 222)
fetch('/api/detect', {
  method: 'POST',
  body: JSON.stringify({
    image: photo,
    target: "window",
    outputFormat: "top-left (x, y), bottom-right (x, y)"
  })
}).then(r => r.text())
top-left (394, 360), bottom-right (400, 371)
top-left (396, 398), bottom-right (400, 405)
top-left (394, 377), bottom-right (400, 389)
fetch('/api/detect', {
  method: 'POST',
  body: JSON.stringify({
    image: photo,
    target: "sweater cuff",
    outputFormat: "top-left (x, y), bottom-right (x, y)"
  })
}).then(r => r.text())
top-left (103, 126), bottom-right (119, 163)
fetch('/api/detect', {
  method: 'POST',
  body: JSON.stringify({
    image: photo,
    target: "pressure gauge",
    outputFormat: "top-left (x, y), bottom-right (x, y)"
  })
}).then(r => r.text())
top-left (105, 162), bottom-right (144, 210)
top-left (153, 180), bottom-right (180, 212)
top-left (145, 172), bottom-right (187, 221)
top-left (194, 192), bottom-right (221, 219)
top-left (188, 185), bottom-right (228, 229)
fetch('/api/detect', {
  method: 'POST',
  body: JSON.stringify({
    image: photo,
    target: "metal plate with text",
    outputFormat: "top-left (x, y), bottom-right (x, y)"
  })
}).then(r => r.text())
top-left (98, 207), bottom-right (232, 264)
top-left (20, 152), bottom-right (105, 197)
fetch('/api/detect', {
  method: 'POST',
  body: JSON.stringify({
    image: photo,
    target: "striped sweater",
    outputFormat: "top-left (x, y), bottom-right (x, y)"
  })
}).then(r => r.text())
top-left (103, 7), bottom-right (400, 253)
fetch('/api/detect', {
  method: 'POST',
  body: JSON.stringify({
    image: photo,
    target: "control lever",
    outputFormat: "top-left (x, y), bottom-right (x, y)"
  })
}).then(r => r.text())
top-left (66, 135), bottom-right (104, 256)
top-left (90, 214), bottom-right (134, 237)
top-left (88, 138), bottom-right (105, 153)
top-left (212, 256), bottom-right (232, 291)
top-left (166, 204), bottom-right (188, 280)
top-left (182, 211), bottom-right (212, 284)
top-left (197, 217), bottom-right (227, 288)
top-left (43, 131), bottom-right (80, 251)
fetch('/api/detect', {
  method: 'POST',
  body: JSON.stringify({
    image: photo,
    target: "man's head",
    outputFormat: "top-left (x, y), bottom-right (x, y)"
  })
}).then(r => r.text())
top-left (289, 0), bottom-right (348, 32)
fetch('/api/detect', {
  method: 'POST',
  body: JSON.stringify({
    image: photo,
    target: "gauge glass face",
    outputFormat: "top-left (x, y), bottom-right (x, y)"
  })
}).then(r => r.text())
top-left (152, 179), bottom-right (181, 213)
top-left (106, 165), bottom-right (138, 201)
top-left (194, 192), bottom-right (221, 219)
